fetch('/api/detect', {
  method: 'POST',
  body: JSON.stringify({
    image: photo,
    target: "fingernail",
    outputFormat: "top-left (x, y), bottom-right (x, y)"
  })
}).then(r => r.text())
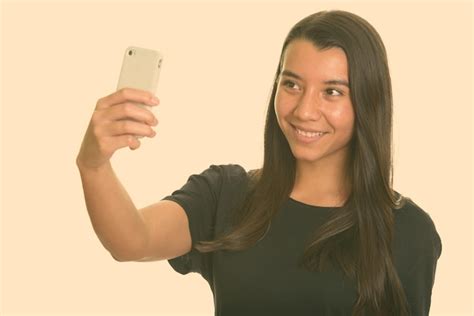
top-left (150, 96), bottom-right (159, 105)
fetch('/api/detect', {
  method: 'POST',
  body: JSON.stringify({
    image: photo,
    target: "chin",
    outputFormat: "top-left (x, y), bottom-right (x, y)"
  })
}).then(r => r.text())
top-left (290, 147), bottom-right (325, 163)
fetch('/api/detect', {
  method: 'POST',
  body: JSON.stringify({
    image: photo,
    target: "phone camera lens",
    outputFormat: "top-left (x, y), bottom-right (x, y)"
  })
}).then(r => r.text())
top-left (128, 49), bottom-right (134, 56)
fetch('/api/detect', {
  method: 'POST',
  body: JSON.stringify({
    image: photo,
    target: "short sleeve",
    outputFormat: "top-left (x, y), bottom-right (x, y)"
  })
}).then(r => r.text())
top-left (160, 164), bottom-right (224, 278)
top-left (405, 208), bottom-right (443, 316)
top-left (411, 227), bottom-right (442, 315)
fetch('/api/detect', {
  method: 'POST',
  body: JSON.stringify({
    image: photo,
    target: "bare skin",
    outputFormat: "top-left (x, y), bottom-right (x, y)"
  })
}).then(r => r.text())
top-left (76, 87), bottom-right (159, 170)
top-left (274, 39), bottom-right (354, 207)
top-left (75, 88), bottom-right (161, 260)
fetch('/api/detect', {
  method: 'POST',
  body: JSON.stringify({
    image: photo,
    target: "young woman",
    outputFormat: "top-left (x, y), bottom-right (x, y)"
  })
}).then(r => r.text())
top-left (76, 9), bottom-right (442, 316)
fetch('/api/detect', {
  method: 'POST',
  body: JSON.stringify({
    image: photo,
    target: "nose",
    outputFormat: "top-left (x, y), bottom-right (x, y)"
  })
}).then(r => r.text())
top-left (293, 87), bottom-right (323, 121)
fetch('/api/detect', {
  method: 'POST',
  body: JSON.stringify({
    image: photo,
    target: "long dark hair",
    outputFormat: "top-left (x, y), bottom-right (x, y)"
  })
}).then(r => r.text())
top-left (195, 10), bottom-right (410, 316)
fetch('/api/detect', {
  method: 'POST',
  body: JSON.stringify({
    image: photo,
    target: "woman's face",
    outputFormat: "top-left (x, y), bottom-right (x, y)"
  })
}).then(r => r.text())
top-left (274, 38), bottom-right (355, 166)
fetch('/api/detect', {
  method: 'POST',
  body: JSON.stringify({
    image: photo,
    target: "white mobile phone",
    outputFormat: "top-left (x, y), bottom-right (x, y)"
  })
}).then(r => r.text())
top-left (116, 46), bottom-right (163, 138)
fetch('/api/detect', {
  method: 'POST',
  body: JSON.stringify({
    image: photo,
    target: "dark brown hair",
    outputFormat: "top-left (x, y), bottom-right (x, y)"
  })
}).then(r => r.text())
top-left (195, 10), bottom-right (410, 316)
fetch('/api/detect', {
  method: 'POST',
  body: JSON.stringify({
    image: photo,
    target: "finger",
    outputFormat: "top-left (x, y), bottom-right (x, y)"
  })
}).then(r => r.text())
top-left (106, 102), bottom-right (158, 125)
top-left (126, 135), bottom-right (141, 150)
top-left (95, 87), bottom-right (160, 111)
top-left (107, 119), bottom-right (156, 138)
top-left (108, 134), bottom-right (141, 151)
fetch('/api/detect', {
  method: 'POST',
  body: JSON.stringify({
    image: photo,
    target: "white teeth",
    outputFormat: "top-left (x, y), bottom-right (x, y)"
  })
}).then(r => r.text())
top-left (296, 128), bottom-right (324, 137)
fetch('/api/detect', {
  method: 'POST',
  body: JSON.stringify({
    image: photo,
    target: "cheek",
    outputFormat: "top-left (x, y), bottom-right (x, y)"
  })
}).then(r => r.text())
top-left (328, 102), bottom-right (355, 132)
top-left (274, 90), bottom-right (281, 111)
top-left (274, 90), bottom-right (290, 119)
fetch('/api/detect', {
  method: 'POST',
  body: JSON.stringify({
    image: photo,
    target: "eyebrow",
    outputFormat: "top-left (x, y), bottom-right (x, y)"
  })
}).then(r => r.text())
top-left (281, 70), bottom-right (349, 88)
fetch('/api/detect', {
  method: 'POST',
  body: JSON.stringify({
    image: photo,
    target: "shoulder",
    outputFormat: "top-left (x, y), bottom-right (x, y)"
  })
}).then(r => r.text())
top-left (394, 194), bottom-right (442, 259)
top-left (218, 163), bottom-right (248, 177)
top-left (208, 163), bottom-right (256, 182)
top-left (195, 163), bottom-right (255, 197)
top-left (190, 163), bottom-right (248, 183)
top-left (395, 196), bottom-right (437, 231)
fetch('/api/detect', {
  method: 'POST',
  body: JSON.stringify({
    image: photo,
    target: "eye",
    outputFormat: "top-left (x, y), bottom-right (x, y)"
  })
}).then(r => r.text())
top-left (325, 88), bottom-right (343, 96)
top-left (282, 79), bottom-right (300, 91)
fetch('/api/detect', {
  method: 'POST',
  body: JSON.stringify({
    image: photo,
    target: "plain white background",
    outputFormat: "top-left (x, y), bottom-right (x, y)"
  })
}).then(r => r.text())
top-left (1, 0), bottom-right (473, 315)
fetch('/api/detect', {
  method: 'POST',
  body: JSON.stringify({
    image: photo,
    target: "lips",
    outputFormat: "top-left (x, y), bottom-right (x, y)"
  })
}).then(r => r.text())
top-left (291, 124), bottom-right (326, 144)
top-left (292, 124), bottom-right (328, 134)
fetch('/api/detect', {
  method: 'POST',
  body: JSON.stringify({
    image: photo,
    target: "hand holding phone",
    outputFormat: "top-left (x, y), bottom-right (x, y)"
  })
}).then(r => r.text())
top-left (76, 46), bottom-right (163, 170)
top-left (76, 88), bottom-right (160, 170)
top-left (116, 46), bottom-right (163, 139)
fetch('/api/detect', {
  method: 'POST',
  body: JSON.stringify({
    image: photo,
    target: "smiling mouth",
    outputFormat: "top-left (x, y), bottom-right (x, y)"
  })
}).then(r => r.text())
top-left (291, 125), bottom-right (328, 145)
top-left (292, 125), bottom-right (328, 136)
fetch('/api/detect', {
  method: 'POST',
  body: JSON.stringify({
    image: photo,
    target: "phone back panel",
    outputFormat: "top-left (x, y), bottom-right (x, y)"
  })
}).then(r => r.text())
top-left (116, 46), bottom-right (163, 94)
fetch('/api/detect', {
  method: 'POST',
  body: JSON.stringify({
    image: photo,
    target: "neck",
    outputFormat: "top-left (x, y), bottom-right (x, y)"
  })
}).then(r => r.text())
top-left (291, 153), bottom-right (351, 207)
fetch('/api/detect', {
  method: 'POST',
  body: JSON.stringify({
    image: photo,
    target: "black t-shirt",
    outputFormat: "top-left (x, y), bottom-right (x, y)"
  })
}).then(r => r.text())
top-left (161, 164), bottom-right (442, 316)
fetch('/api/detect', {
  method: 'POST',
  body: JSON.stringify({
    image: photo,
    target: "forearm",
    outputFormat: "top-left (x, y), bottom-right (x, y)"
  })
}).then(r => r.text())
top-left (76, 160), bottom-right (148, 261)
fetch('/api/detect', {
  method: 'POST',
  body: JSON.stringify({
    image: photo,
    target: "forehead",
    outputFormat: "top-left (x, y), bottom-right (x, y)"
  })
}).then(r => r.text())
top-left (281, 39), bottom-right (348, 80)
